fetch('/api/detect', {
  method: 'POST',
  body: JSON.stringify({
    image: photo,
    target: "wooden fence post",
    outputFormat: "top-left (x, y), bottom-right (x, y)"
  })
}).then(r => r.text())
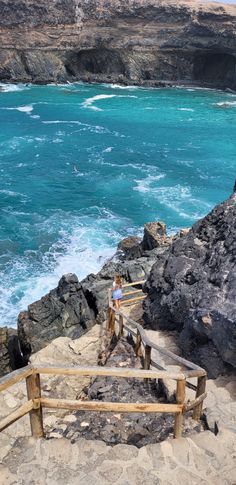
top-left (143, 345), bottom-right (151, 386)
top-left (135, 330), bottom-right (142, 357)
top-left (110, 309), bottom-right (116, 336)
top-left (193, 375), bottom-right (207, 421)
top-left (26, 373), bottom-right (44, 438)
top-left (118, 314), bottom-right (124, 338)
top-left (107, 308), bottom-right (110, 332)
top-left (107, 307), bottom-right (115, 336)
top-left (174, 379), bottom-right (186, 438)
top-left (144, 345), bottom-right (151, 370)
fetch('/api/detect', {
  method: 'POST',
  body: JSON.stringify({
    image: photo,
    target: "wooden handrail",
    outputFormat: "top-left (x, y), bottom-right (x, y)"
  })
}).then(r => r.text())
top-left (113, 305), bottom-right (206, 376)
top-left (107, 278), bottom-right (207, 437)
top-left (0, 400), bottom-right (34, 433)
top-left (0, 364), bottom-right (187, 439)
top-left (184, 392), bottom-right (207, 412)
top-left (33, 365), bottom-right (186, 381)
top-left (40, 398), bottom-right (183, 414)
top-left (121, 295), bottom-right (146, 305)
top-left (122, 289), bottom-right (143, 296)
top-left (0, 279), bottom-right (207, 441)
top-left (0, 365), bottom-right (33, 392)
top-left (122, 280), bottom-right (146, 288)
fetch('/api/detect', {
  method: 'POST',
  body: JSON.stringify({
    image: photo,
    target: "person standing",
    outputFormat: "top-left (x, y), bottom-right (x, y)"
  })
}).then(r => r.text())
top-left (112, 275), bottom-right (123, 310)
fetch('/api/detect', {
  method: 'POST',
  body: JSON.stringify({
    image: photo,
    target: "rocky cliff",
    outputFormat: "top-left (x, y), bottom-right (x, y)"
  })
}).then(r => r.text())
top-left (16, 222), bottom-right (168, 365)
top-left (143, 187), bottom-right (236, 378)
top-left (0, 0), bottom-right (236, 88)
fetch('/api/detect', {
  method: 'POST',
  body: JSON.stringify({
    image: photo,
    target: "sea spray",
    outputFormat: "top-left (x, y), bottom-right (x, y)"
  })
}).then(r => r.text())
top-left (0, 82), bottom-right (235, 327)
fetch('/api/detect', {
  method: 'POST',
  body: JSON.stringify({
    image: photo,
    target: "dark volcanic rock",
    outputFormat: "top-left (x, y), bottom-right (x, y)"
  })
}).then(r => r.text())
top-left (142, 222), bottom-right (171, 251)
top-left (63, 336), bottom-right (203, 446)
top-left (0, 327), bottom-right (12, 376)
top-left (16, 222), bottom-right (170, 361)
top-left (0, 1), bottom-right (236, 89)
top-left (63, 338), bottom-right (175, 446)
top-left (143, 189), bottom-right (236, 377)
top-left (118, 236), bottom-right (142, 260)
top-left (18, 273), bottom-right (95, 358)
top-left (0, 327), bottom-right (26, 376)
top-left (81, 251), bottom-right (160, 324)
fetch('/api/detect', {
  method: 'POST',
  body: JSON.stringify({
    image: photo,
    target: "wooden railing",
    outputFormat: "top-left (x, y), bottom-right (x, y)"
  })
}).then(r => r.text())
top-left (0, 364), bottom-right (189, 439)
top-left (0, 279), bottom-right (207, 442)
top-left (108, 280), bottom-right (207, 433)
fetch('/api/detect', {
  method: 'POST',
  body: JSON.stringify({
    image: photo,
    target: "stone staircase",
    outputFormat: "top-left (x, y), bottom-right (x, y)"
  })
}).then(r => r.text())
top-left (0, 316), bottom-right (235, 484)
top-left (1, 402), bottom-right (235, 485)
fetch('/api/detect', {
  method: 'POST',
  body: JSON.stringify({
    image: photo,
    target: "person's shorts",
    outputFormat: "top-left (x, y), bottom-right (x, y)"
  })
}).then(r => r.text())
top-left (112, 289), bottom-right (123, 300)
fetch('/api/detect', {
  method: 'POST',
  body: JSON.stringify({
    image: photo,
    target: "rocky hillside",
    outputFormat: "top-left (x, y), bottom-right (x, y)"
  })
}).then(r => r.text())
top-left (143, 186), bottom-right (236, 378)
top-left (0, 0), bottom-right (236, 88)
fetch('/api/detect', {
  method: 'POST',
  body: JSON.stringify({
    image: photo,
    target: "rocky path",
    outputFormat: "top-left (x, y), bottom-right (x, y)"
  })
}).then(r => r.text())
top-left (123, 303), bottom-right (236, 432)
top-left (0, 325), bottom-right (102, 461)
top-left (1, 420), bottom-right (235, 485)
top-left (1, 307), bottom-right (236, 484)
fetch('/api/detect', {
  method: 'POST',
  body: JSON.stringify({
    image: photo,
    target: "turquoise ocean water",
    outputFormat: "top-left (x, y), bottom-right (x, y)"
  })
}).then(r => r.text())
top-left (0, 82), bottom-right (235, 327)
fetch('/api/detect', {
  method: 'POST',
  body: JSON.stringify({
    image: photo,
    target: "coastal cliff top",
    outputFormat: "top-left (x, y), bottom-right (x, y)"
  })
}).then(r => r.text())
top-left (0, 0), bottom-right (236, 29)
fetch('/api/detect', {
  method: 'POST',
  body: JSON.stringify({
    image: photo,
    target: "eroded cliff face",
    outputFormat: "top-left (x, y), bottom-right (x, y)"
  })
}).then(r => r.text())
top-left (0, 0), bottom-right (236, 88)
top-left (143, 187), bottom-right (236, 378)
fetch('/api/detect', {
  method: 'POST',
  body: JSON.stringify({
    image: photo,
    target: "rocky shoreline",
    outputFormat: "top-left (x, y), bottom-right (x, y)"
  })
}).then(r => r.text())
top-left (1, 185), bottom-right (236, 380)
top-left (0, 0), bottom-right (236, 89)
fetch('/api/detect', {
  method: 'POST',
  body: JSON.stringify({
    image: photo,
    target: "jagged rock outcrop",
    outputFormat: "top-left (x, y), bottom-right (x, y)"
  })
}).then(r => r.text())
top-left (0, 0), bottom-right (236, 88)
top-left (0, 327), bottom-right (26, 376)
top-left (17, 223), bottom-right (170, 363)
top-left (0, 328), bottom-right (12, 376)
top-left (18, 273), bottom-right (96, 358)
top-left (143, 187), bottom-right (236, 377)
top-left (142, 222), bottom-right (171, 251)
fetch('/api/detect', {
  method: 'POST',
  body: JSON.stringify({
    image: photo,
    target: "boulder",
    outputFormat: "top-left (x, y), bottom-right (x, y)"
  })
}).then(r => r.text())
top-left (117, 236), bottom-right (142, 260)
top-left (142, 222), bottom-right (171, 251)
top-left (18, 273), bottom-right (95, 358)
top-left (143, 187), bottom-right (236, 377)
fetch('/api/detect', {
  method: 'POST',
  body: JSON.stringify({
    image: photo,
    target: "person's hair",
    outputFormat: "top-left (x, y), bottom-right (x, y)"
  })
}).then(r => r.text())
top-left (115, 274), bottom-right (122, 287)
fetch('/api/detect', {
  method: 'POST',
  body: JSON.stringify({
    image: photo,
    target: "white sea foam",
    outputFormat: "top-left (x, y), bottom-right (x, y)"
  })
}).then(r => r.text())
top-left (0, 208), bottom-right (133, 328)
top-left (82, 93), bottom-right (137, 111)
top-left (0, 83), bottom-right (30, 93)
top-left (103, 83), bottom-right (138, 90)
top-left (17, 105), bottom-right (34, 113)
top-left (214, 101), bottom-right (236, 108)
top-left (133, 177), bottom-right (212, 220)
top-left (3, 104), bottom-right (34, 114)
top-left (16, 163), bottom-right (28, 168)
top-left (103, 147), bottom-right (114, 153)
top-left (147, 184), bottom-right (211, 219)
top-left (133, 174), bottom-right (166, 193)
top-left (178, 108), bottom-right (195, 112)
top-left (0, 189), bottom-right (25, 197)
top-left (42, 120), bottom-right (124, 138)
top-left (82, 94), bottom-right (117, 111)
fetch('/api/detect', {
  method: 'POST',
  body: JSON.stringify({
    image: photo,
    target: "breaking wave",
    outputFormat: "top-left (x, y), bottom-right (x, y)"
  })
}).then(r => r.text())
top-left (0, 82), bottom-right (235, 327)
